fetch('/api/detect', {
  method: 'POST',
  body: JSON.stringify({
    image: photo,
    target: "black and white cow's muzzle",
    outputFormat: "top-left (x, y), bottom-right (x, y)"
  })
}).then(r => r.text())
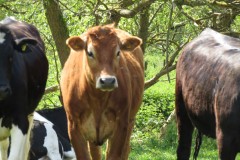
top-left (96, 75), bottom-right (118, 91)
top-left (0, 84), bottom-right (11, 100)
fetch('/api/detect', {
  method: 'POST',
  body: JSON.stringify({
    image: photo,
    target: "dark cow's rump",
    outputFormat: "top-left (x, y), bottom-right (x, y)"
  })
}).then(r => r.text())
top-left (0, 17), bottom-right (48, 160)
top-left (176, 28), bottom-right (240, 160)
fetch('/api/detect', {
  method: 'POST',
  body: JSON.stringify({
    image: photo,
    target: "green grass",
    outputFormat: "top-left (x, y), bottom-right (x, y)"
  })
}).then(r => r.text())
top-left (129, 120), bottom-right (240, 160)
top-left (129, 121), bottom-right (212, 160)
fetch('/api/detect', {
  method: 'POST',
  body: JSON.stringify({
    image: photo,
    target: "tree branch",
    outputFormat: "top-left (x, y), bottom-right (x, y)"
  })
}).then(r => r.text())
top-left (117, 0), bottom-right (157, 18)
top-left (144, 38), bottom-right (189, 90)
top-left (144, 64), bottom-right (176, 90)
top-left (44, 85), bottom-right (59, 94)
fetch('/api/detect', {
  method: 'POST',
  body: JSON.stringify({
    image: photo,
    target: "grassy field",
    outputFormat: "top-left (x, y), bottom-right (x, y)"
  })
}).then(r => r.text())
top-left (129, 121), bottom-right (240, 160)
top-left (129, 121), bottom-right (219, 160)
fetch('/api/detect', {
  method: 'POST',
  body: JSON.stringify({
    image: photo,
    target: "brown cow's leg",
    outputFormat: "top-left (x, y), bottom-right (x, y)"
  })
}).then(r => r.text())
top-left (68, 119), bottom-right (91, 160)
top-left (121, 118), bottom-right (135, 160)
top-left (89, 142), bottom-right (102, 160)
top-left (106, 119), bottom-right (128, 160)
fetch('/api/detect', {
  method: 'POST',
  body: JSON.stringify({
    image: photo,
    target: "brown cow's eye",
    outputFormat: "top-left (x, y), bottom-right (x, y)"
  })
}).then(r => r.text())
top-left (87, 51), bottom-right (94, 58)
top-left (117, 51), bottom-right (120, 57)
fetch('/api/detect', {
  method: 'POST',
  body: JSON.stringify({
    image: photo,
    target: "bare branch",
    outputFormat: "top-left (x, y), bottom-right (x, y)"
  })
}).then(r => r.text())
top-left (159, 109), bottom-right (176, 138)
top-left (44, 85), bottom-right (59, 94)
top-left (165, 1), bottom-right (174, 82)
top-left (144, 64), bottom-right (176, 90)
top-left (117, 0), bottom-right (157, 18)
top-left (144, 38), bottom-right (189, 90)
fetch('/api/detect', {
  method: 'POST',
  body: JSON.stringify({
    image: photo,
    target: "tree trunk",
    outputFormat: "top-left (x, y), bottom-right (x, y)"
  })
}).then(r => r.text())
top-left (138, 8), bottom-right (149, 53)
top-left (42, 0), bottom-right (70, 67)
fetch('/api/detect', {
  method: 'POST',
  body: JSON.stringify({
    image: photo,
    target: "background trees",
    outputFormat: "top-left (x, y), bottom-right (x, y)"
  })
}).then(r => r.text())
top-left (1, 0), bottom-right (239, 91)
top-left (0, 0), bottom-right (240, 158)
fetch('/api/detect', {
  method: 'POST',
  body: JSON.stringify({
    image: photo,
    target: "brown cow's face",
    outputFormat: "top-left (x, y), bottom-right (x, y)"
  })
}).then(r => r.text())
top-left (86, 32), bottom-right (120, 91)
top-left (66, 25), bottom-right (142, 92)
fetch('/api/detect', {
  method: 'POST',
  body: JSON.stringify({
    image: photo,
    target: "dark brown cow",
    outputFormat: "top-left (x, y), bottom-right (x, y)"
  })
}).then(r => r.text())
top-left (176, 28), bottom-right (240, 160)
top-left (60, 25), bottom-right (144, 160)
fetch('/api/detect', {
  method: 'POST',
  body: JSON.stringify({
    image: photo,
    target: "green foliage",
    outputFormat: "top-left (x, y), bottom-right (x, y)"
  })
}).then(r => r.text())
top-left (135, 77), bottom-right (175, 138)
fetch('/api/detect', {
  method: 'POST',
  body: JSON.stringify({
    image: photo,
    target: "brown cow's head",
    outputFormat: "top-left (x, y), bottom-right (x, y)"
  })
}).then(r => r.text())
top-left (66, 25), bottom-right (142, 91)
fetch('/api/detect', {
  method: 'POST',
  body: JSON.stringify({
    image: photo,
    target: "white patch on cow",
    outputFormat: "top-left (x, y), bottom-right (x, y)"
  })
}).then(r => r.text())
top-left (0, 32), bottom-right (6, 44)
top-left (63, 147), bottom-right (76, 158)
top-left (33, 112), bottom-right (52, 124)
top-left (34, 112), bottom-right (62, 160)
top-left (8, 125), bottom-right (28, 160)
top-left (43, 121), bottom-right (62, 160)
top-left (7, 114), bottom-right (33, 160)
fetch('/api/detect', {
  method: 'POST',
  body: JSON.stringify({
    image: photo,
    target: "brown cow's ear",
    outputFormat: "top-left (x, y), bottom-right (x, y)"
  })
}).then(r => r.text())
top-left (66, 36), bottom-right (85, 51)
top-left (120, 36), bottom-right (142, 51)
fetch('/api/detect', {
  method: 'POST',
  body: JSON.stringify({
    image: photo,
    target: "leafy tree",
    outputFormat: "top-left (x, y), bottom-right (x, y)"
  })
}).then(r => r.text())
top-left (0, 0), bottom-right (239, 116)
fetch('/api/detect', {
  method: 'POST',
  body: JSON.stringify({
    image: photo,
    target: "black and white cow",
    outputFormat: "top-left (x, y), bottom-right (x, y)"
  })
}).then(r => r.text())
top-left (30, 107), bottom-right (75, 160)
top-left (0, 17), bottom-right (48, 160)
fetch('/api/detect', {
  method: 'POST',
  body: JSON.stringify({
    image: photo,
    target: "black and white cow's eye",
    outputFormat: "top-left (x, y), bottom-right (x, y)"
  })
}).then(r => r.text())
top-left (87, 51), bottom-right (94, 58)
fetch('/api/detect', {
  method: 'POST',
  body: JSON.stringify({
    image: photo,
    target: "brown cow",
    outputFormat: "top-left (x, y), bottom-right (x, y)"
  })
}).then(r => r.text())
top-left (176, 28), bottom-right (240, 160)
top-left (60, 24), bottom-right (144, 160)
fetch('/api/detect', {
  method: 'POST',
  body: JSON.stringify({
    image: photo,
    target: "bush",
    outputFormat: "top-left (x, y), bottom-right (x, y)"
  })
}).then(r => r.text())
top-left (135, 79), bottom-right (175, 136)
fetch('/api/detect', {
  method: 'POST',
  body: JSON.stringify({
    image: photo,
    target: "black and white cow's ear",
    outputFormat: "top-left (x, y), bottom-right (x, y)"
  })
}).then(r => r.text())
top-left (120, 36), bottom-right (142, 51)
top-left (14, 37), bottom-right (37, 53)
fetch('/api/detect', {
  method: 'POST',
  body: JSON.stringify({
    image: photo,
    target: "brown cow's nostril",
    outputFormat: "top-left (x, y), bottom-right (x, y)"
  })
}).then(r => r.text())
top-left (96, 76), bottom-right (118, 90)
top-left (100, 77), bottom-right (116, 85)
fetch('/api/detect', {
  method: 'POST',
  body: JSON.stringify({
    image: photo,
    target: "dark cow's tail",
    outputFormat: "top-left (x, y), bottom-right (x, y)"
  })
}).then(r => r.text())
top-left (193, 130), bottom-right (202, 160)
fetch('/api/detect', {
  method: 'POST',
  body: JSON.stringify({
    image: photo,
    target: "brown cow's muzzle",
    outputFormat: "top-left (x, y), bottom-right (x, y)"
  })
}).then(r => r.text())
top-left (96, 75), bottom-right (118, 91)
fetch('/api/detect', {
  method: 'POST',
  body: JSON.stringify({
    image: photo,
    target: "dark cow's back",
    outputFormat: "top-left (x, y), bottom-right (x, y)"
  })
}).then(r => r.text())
top-left (176, 28), bottom-right (240, 160)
